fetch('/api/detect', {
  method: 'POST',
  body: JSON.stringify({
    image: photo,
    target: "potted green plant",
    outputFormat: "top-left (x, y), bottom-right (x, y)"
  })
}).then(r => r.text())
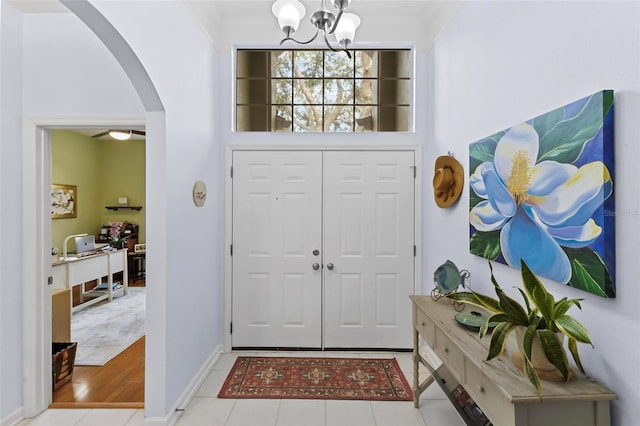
top-left (447, 259), bottom-right (592, 397)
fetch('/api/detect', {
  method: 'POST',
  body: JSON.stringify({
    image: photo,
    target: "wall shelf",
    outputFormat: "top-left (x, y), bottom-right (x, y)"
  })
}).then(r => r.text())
top-left (105, 206), bottom-right (142, 211)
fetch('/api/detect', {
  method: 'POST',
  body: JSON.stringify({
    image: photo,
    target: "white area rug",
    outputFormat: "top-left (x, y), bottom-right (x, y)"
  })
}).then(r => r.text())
top-left (71, 287), bottom-right (145, 366)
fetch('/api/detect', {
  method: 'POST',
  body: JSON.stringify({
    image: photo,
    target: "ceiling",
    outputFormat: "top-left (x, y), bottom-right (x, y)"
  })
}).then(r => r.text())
top-left (186, 0), bottom-right (461, 51)
top-left (10, 0), bottom-right (459, 136)
top-left (11, 0), bottom-right (461, 51)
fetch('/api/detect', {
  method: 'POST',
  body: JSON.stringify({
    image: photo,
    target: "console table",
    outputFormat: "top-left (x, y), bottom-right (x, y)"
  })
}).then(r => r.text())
top-left (411, 295), bottom-right (616, 426)
top-left (52, 249), bottom-right (128, 312)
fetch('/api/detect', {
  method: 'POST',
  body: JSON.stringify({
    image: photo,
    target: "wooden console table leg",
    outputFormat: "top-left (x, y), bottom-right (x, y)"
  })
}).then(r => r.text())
top-left (413, 327), bottom-right (420, 408)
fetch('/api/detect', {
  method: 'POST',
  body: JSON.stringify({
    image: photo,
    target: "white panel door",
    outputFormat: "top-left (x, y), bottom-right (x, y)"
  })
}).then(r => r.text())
top-left (323, 151), bottom-right (415, 349)
top-left (232, 151), bottom-right (322, 348)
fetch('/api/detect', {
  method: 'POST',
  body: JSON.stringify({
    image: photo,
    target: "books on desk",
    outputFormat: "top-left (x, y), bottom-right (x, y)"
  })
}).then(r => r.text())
top-left (91, 282), bottom-right (122, 292)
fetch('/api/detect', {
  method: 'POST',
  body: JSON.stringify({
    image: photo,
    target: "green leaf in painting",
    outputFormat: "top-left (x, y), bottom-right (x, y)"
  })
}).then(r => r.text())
top-left (469, 231), bottom-right (501, 260)
top-left (469, 136), bottom-right (499, 172)
top-left (532, 107), bottom-right (565, 143)
top-left (538, 91), bottom-right (608, 164)
top-left (469, 191), bottom-right (484, 210)
top-left (563, 247), bottom-right (614, 298)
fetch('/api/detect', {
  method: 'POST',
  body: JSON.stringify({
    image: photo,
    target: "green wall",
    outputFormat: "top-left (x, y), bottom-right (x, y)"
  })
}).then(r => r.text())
top-left (51, 130), bottom-right (145, 253)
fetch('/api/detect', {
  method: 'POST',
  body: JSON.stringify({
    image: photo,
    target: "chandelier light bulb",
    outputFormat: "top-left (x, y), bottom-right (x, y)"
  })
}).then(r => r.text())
top-left (272, 0), bottom-right (306, 34)
top-left (272, 0), bottom-right (359, 57)
top-left (334, 12), bottom-right (360, 48)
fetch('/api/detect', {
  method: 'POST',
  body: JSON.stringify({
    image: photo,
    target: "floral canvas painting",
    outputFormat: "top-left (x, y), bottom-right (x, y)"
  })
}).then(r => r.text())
top-left (469, 90), bottom-right (615, 297)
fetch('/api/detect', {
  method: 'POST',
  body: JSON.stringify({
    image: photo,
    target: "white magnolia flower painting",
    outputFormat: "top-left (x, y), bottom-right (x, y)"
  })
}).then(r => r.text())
top-left (469, 91), bottom-right (615, 297)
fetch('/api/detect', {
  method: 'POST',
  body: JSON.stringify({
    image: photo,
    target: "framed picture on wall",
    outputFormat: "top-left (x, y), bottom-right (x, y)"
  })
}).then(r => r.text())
top-left (468, 90), bottom-right (615, 298)
top-left (51, 184), bottom-right (77, 219)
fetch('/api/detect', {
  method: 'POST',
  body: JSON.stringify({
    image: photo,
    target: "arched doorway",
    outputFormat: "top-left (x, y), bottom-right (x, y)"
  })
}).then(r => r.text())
top-left (22, 0), bottom-right (166, 417)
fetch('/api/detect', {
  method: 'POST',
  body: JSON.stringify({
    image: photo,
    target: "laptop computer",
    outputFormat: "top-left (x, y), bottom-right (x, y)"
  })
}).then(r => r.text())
top-left (75, 235), bottom-right (96, 254)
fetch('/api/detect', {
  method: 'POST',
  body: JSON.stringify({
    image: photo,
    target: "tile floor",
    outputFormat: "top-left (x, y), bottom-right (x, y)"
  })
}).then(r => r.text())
top-left (17, 351), bottom-right (463, 426)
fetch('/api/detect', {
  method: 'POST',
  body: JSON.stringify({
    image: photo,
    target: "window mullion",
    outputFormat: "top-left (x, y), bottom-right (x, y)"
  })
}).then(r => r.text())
top-left (236, 48), bottom-right (410, 132)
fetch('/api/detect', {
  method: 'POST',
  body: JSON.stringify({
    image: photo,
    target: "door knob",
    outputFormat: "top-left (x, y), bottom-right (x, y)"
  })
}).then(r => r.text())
top-left (313, 249), bottom-right (320, 256)
top-left (327, 263), bottom-right (334, 270)
top-left (312, 263), bottom-right (320, 270)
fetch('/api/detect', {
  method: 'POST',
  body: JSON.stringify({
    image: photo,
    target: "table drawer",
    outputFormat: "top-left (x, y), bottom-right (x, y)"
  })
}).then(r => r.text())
top-left (108, 250), bottom-right (125, 273)
top-left (415, 308), bottom-right (435, 346)
top-left (68, 255), bottom-right (108, 284)
top-left (465, 361), bottom-right (513, 426)
top-left (434, 328), bottom-right (464, 383)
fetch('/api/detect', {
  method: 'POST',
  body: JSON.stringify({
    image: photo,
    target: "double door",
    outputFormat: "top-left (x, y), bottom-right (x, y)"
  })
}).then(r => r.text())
top-left (231, 150), bottom-right (415, 349)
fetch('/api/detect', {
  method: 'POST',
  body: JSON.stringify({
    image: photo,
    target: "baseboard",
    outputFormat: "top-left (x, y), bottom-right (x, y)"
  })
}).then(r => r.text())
top-left (158, 343), bottom-right (224, 426)
top-left (2, 406), bottom-right (23, 426)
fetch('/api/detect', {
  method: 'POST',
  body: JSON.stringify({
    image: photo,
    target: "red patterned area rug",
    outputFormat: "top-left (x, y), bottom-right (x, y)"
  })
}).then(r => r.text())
top-left (218, 356), bottom-right (413, 401)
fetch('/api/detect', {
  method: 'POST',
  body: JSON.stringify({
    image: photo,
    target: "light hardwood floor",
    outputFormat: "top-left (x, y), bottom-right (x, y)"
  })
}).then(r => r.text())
top-left (51, 336), bottom-right (144, 408)
top-left (52, 278), bottom-right (146, 409)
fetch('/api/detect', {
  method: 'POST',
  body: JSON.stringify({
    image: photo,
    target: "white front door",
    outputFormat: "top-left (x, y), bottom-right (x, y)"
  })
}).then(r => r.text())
top-left (323, 151), bottom-right (415, 348)
top-left (231, 150), bottom-right (415, 349)
top-left (232, 150), bottom-right (323, 348)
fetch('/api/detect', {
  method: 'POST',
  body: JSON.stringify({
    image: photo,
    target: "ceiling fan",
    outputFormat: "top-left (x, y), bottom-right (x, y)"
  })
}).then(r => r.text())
top-left (91, 129), bottom-right (146, 140)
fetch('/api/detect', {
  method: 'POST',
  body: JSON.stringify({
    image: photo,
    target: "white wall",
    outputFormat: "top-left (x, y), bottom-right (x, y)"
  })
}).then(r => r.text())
top-left (22, 13), bottom-right (143, 117)
top-left (87, 0), bottom-right (223, 417)
top-left (0, 2), bottom-right (24, 423)
top-left (6, 0), bottom-right (637, 423)
top-left (7, 1), bottom-right (223, 420)
top-left (429, 1), bottom-right (640, 425)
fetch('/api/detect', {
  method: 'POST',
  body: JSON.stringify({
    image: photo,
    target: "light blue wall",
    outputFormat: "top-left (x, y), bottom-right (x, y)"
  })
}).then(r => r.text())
top-left (0, 2), bottom-right (23, 422)
top-left (3, 0), bottom-right (638, 424)
top-left (85, 0), bottom-right (222, 417)
top-left (429, 2), bottom-right (640, 425)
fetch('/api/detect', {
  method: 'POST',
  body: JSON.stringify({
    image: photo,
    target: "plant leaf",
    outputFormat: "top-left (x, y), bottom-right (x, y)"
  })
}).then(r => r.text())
top-left (488, 261), bottom-right (529, 323)
top-left (447, 291), bottom-right (502, 313)
top-left (568, 337), bottom-right (586, 374)
top-left (494, 287), bottom-right (529, 325)
top-left (522, 324), bottom-right (537, 361)
top-left (469, 231), bottom-right (502, 260)
top-left (487, 322), bottom-right (517, 360)
top-left (516, 287), bottom-right (533, 314)
top-left (521, 354), bottom-right (543, 399)
top-left (480, 312), bottom-right (510, 339)
top-left (553, 298), bottom-right (582, 318)
top-left (538, 330), bottom-right (570, 381)
top-left (554, 314), bottom-right (592, 345)
top-left (521, 260), bottom-right (555, 322)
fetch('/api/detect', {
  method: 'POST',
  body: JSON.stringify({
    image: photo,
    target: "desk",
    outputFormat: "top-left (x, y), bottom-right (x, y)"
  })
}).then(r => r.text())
top-left (52, 249), bottom-right (128, 313)
top-left (411, 295), bottom-right (616, 426)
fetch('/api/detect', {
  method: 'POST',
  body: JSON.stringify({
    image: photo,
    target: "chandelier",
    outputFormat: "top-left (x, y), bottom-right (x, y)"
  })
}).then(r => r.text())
top-left (272, 0), bottom-right (361, 58)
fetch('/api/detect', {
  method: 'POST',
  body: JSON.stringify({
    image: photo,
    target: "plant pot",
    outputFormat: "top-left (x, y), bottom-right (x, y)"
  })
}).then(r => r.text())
top-left (514, 327), bottom-right (565, 372)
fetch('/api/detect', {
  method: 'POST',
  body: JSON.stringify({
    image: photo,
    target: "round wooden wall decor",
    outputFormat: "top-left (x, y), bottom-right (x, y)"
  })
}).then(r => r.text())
top-left (192, 180), bottom-right (207, 207)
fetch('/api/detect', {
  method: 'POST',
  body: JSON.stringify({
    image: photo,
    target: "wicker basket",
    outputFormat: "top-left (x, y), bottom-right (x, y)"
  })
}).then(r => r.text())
top-left (52, 342), bottom-right (77, 391)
